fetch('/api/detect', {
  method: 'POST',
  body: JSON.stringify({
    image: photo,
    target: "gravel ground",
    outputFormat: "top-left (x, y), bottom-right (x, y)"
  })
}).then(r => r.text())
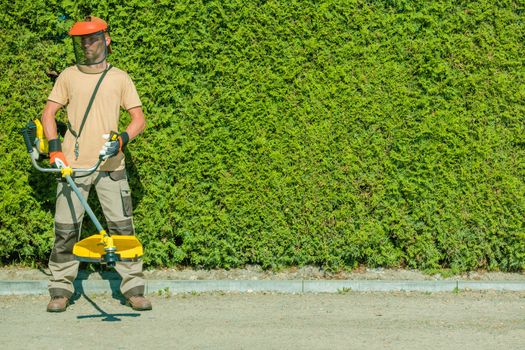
top-left (1, 291), bottom-right (524, 350)
top-left (1, 265), bottom-right (524, 281)
top-left (2, 266), bottom-right (524, 349)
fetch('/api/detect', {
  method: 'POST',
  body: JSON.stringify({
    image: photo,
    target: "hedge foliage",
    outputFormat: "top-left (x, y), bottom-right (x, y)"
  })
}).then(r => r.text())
top-left (1, 0), bottom-right (524, 272)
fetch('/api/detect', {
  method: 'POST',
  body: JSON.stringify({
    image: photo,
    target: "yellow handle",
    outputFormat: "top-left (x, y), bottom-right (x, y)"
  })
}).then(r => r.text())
top-left (34, 119), bottom-right (49, 154)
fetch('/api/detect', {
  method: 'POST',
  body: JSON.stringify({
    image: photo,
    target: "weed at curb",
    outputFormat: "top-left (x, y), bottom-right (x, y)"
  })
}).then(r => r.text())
top-left (157, 287), bottom-right (171, 297)
top-left (337, 287), bottom-right (352, 295)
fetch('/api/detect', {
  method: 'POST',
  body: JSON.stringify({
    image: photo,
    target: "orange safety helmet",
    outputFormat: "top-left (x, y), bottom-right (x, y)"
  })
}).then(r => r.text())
top-left (69, 16), bottom-right (109, 36)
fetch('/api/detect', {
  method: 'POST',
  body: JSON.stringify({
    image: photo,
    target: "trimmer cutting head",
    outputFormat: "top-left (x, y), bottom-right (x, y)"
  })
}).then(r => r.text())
top-left (73, 234), bottom-right (143, 266)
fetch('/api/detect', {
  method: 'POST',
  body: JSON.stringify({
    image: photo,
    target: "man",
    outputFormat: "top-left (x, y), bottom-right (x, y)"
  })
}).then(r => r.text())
top-left (41, 16), bottom-right (151, 312)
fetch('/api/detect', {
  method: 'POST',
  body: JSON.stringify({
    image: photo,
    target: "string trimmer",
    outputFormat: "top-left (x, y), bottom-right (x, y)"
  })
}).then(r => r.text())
top-left (21, 119), bottom-right (143, 266)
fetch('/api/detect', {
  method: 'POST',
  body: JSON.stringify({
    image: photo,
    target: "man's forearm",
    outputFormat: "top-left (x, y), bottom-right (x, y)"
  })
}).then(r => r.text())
top-left (125, 106), bottom-right (146, 140)
top-left (42, 101), bottom-right (63, 140)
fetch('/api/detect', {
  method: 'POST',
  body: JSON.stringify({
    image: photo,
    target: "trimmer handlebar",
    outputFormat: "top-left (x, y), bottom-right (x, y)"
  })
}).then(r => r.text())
top-left (20, 120), bottom-right (102, 177)
top-left (27, 144), bottom-right (102, 176)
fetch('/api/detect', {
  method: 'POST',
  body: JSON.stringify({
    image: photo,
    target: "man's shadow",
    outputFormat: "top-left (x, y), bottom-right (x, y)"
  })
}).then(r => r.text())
top-left (71, 263), bottom-right (141, 321)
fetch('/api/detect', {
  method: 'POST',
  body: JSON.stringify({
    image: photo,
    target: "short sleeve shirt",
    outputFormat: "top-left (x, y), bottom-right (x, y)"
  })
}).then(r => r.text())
top-left (48, 65), bottom-right (142, 171)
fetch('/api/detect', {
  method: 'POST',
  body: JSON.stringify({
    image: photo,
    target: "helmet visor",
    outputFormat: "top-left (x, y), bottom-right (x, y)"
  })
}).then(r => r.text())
top-left (72, 32), bottom-right (108, 69)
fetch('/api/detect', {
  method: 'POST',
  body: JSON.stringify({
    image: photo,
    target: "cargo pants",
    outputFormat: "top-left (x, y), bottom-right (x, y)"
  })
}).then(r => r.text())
top-left (48, 169), bottom-right (145, 299)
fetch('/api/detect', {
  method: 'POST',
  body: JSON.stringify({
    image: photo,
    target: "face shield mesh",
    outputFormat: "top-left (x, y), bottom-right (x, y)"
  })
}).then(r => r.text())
top-left (72, 32), bottom-right (108, 69)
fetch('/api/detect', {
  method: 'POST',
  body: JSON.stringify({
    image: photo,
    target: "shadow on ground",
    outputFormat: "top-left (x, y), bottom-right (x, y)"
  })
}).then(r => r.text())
top-left (71, 267), bottom-right (140, 321)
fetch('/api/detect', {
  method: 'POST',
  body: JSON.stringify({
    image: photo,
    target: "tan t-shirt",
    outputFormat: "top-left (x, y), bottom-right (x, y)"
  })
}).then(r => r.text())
top-left (48, 64), bottom-right (142, 171)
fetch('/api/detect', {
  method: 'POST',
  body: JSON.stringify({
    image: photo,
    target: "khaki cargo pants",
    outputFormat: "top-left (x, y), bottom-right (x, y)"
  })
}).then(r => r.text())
top-left (48, 169), bottom-right (145, 299)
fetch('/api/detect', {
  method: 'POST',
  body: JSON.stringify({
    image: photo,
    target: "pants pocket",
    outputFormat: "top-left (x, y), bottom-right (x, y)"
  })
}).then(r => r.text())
top-left (119, 180), bottom-right (133, 217)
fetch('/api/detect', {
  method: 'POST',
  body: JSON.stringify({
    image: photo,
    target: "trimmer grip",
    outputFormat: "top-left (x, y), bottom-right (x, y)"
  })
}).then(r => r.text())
top-left (20, 123), bottom-right (36, 153)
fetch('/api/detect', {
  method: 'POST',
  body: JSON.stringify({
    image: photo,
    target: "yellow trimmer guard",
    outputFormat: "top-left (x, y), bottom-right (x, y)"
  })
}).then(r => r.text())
top-left (73, 234), bottom-right (143, 263)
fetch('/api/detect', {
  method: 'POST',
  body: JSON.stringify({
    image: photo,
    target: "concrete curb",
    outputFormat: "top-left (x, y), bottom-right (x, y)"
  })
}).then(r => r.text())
top-left (1, 279), bottom-right (525, 295)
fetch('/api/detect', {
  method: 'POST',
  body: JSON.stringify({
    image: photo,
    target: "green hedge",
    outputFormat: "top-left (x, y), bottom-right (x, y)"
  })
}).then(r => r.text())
top-left (1, 0), bottom-right (524, 272)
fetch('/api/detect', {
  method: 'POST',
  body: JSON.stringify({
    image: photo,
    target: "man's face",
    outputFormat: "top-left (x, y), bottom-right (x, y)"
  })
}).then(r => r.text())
top-left (81, 33), bottom-right (105, 63)
top-left (72, 31), bottom-right (107, 66)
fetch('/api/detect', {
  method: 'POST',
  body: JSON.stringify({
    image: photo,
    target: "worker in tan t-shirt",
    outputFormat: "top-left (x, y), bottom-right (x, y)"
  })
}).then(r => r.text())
top-left (41, 16), bottom-right (152, 313)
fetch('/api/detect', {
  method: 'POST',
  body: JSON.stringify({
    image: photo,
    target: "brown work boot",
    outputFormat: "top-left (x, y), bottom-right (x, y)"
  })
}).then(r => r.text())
top-left (47, 296), bottom-right (69, 312)
top-left (127, 295), bottom-right (152, 311)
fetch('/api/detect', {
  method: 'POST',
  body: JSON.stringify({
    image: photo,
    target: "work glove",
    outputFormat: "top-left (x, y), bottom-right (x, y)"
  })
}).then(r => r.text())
top-left (99, 131), bottom-right (129, 160)
top-left (48, 138), bottom-right (69, 168)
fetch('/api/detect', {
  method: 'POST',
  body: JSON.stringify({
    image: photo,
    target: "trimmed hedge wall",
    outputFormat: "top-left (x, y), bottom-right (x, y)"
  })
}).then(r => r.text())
top-left (1, 0), bottom-right (524, 272)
